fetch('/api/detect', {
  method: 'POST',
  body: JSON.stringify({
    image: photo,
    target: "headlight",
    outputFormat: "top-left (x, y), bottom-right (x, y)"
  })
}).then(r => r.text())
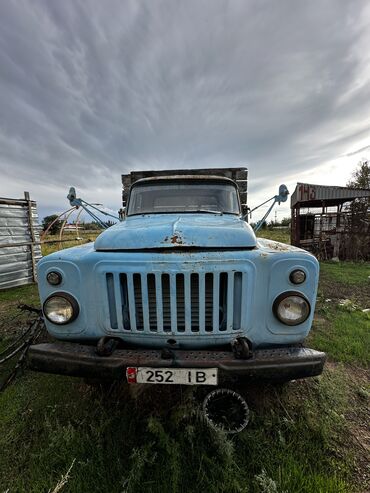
top-left (43, 293), bottom-right (79, 325)
top-left (273, 292), bottom-right (310, 326)
top-left (46, 271), bottom-right (62, 286)
top-left (289, 269), bottom-right (306, 285)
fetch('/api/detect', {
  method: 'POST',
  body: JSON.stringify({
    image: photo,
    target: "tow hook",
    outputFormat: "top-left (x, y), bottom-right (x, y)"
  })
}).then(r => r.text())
top-left (96, 337), bottom-right (119, 357)
top-left (231, 337), bottom-right (252, 359)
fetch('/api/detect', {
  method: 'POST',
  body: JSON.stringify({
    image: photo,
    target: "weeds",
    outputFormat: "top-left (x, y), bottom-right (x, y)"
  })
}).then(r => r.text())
top-left (256, 228), bottom-right (290, 244)
top-left (0, 369), bottom-right (358, 493)
top-left (255, 469), bottom-right (287, 493)
top-left (41, 233), bottom-right (99, 256)
top-left (48, 458), bottom-right (76, 493)
top-left (310, 308), bottom-right (370, 366)
top-left (320, 261), bottom-right (370, 286)
top-left (0, 233), bottom-right (368, 492)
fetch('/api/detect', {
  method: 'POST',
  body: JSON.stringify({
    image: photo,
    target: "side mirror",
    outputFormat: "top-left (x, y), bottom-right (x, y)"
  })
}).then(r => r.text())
top-left (246, 184), bottom-right (290, 232)
top-left (67, 187), bottom-right (77, 206)
top-left (277, 184), bottom-right (289, 204)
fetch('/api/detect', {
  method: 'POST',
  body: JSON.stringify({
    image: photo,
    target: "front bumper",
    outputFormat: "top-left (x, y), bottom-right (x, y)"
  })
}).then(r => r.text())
top-left (28, 342), bottom-right (326, 382)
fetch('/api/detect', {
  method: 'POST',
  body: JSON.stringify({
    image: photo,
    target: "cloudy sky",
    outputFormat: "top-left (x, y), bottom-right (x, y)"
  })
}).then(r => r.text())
top-left (1, 0), bottom-right (370, 222)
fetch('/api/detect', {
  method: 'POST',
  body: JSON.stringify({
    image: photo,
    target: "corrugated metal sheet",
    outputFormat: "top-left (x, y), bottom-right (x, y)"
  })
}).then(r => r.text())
top-left (0, 196), bottom-right (42, 289)
top-left (291, 183), bottom-right (370, 208)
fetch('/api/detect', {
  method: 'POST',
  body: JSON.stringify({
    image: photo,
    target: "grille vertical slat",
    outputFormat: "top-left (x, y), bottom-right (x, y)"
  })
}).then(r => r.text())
top-left (106, 273), bottom-right (117, 330)
top-left (240, 273), bottom-right (248, 329)
top-left (190, 274), bottom-right (199, 332)
top-left (233, 272), bottom-right (243, 330)
top-left (213, 272), bottom-right (219, 332)
top-left (155, 273), bottom-right (163, 332)
top-left (126, 273), bottom-right (137, 331)
top-left (184, 272), bottom-right (191, 332)
top-left (170, 273), bottom-right (177, 331)
top-left (198, 273), bottom-right (206, 333)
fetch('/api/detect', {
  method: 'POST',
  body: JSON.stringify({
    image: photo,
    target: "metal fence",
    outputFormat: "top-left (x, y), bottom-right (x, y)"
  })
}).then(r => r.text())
top-left (0, 192), bottom-right (42, 289)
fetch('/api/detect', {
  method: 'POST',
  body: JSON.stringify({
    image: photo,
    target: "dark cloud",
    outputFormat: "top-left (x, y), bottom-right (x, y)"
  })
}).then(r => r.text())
top-left (0, 0), bottom-right (369, 218)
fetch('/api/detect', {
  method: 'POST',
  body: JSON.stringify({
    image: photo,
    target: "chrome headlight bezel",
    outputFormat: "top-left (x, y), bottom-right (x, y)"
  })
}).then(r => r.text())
top-left (273, 291), bottom-right (311, 326)
top-left (43, 292), bottom-right (79, 325)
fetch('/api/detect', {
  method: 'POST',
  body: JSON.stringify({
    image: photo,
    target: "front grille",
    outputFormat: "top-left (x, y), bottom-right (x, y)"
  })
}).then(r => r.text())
top-left (105, 270), bottom-right (245, 334)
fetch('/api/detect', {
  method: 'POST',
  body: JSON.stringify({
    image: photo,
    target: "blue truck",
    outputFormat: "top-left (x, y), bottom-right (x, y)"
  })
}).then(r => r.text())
top-left (28, 168), bottom-right (325, 386)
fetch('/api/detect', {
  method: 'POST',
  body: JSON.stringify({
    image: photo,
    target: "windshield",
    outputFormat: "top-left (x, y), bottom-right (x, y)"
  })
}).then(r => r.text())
top-left (127, 181), bottom-right (240, 216)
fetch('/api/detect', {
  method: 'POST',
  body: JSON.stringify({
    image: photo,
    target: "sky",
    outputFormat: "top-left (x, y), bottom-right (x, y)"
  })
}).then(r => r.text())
top-left (1, 0), bottom-right (370, 223)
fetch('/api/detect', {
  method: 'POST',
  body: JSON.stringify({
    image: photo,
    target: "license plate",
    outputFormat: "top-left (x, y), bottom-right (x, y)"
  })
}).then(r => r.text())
top-left (126, 367), bottom-right (218, 385)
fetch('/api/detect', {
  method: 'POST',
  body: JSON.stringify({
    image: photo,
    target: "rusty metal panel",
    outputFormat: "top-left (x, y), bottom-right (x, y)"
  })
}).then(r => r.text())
top-left (0, 195), bottom-right (42, 289)
top-left (291, 182), bottom-right (370, 208)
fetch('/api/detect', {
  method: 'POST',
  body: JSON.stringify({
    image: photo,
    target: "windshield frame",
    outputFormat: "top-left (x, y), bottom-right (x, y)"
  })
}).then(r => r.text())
top-left (126, 178), bottom-right (241, 217)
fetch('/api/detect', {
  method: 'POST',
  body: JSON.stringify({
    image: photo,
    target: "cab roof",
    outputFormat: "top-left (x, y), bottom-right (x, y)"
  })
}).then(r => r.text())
top-left (132, 175), bottom-right (237, 186)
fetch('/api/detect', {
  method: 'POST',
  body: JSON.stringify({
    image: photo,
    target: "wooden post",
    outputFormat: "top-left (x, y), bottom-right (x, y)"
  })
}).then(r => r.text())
top-left (24, 191), bottom-right (37, 282)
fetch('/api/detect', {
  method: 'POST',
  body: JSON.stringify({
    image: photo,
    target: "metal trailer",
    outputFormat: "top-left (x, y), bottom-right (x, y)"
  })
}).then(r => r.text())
top-left (0, 192), bottom-right (42, 289)
top-left (291, 183), bottom-right (370, 260)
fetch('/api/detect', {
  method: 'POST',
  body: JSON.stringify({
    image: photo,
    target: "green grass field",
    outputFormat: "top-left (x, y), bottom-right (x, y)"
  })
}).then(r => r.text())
top-left (0, 229), bottom-right (369, 493)
top-left (41, 232), bottom-right (100, 256)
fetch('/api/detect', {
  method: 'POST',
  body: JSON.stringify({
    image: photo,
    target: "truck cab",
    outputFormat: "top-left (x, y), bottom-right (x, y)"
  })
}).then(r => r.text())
top-left (29, 168), bottom-right (325, 385)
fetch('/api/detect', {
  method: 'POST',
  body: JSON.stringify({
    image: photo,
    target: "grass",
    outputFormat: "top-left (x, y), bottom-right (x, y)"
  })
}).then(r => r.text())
top-left (0, 283), bottom-right (39, 304)
top-left (41, 232), bottom-right (100, 256)
top-left (256, 227), bottom-right (290, 244)
top-left (0, 370), bottom-right (358, 493)
top-left (311, 257), bottom-right (370, 366)
top-left (0, 228), bottom-right (369, 492)
top-left (310, 309), bottom-right (370, 366)
top-left (0, 284), bottom-right (40, 348)
top-left (320, 261), bottom-right (370, 285)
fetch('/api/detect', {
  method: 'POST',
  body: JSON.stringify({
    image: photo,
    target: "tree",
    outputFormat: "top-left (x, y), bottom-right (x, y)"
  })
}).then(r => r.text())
top-left (347, 160), bottom-right (370, 189)
top-left (280, 217), bottom-right (291, 226)
top-left (42, 214), bottom-right (62, 235)
top-left (346, 160), bottom-right (370, 219)
top-left (81, 221), bottom-right (103, 231)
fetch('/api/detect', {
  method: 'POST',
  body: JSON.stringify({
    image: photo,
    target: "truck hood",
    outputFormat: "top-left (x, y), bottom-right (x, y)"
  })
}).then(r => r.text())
top-left (94, 213), bottom-right (257, 250)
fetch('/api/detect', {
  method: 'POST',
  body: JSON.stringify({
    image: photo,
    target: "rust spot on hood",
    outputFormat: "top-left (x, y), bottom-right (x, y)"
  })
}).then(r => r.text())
top-left (170, 234), bottom-right (183, 244)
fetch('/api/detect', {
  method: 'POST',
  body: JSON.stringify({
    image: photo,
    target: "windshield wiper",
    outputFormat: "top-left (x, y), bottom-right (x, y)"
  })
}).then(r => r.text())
top-left (191, 209), bottom-right (223, 215)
